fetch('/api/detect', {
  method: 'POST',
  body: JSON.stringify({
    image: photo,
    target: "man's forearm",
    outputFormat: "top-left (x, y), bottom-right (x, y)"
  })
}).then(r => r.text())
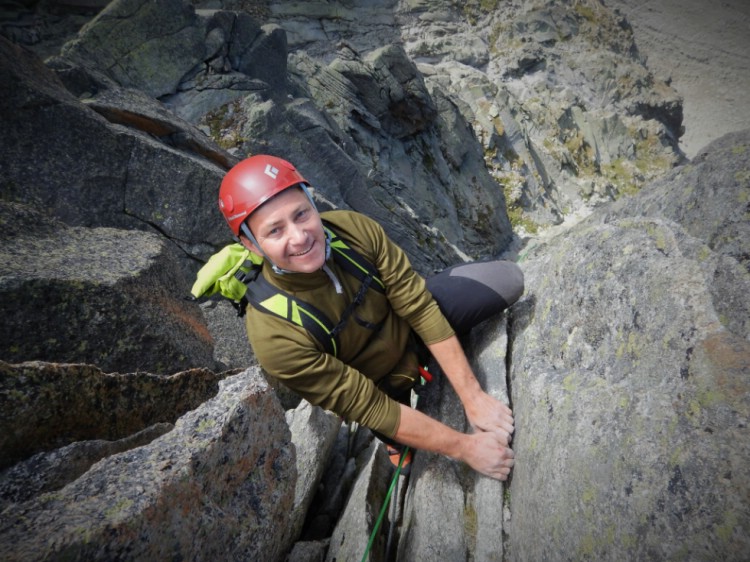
top-left (393, 403), bottom-right (467, 458)
top-left (426, 335), bottom-right (483, 402)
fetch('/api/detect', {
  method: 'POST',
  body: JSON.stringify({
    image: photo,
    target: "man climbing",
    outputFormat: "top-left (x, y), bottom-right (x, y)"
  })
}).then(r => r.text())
top-left (217, 154), bottom-right (523, 481)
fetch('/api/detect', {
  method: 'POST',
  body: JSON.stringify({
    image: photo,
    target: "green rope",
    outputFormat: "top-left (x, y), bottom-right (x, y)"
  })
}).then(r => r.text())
top-left (360, 446), bottom-right (410, 562)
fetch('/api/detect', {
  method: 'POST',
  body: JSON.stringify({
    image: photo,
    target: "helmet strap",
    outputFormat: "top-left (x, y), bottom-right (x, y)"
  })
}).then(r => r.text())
top-left (240, 221), bottom-right (264, 256)
top-left (299, 183), bottom-right (318, 211)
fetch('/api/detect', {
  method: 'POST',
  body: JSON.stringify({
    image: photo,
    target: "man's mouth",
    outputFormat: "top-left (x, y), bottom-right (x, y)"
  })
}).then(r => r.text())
top-left (290, 243), bottom-right (313, 257)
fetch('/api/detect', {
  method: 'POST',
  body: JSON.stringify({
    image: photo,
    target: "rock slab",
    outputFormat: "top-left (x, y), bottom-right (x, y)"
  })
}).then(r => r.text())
top-left (0, 367), bottom-right (296, 562)
top-left (507, 131), bottom-right (750, 561)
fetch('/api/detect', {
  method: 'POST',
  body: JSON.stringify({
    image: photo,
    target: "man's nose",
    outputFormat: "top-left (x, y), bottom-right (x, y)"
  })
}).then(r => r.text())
top-left (288, 222), bottom-right (307, 244)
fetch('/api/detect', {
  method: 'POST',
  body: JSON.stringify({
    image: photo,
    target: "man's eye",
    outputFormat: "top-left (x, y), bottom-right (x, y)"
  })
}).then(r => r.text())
top-left (296, 209), bottom-right (309, 221)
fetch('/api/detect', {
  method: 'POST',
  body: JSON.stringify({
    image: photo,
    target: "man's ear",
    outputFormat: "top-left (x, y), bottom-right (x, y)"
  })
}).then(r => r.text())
top-left (238, 233), bottom-right (262, 255)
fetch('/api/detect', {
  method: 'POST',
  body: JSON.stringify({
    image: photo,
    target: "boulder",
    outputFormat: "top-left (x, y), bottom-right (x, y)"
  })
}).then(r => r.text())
top-left (0, 201), bottom-right (220, 375)
top-left (604, 130), bottom-right (750, 339)
top-left (324, 439), bottom-right (394, 562)
top-left (0, 35), bottom-right (230, 265)
top-left (0, 361), bottom-right (220, 470)
top-left (0, 367), bottom-right (296, 562)
top-left (285, 401), bottom-right (342, 545)
top-left (506, 130), bottom-right (750, 560)
top-left (59, 0), bottom-right (206, 98)
top-left (0, 422), bottom-right (174, 509)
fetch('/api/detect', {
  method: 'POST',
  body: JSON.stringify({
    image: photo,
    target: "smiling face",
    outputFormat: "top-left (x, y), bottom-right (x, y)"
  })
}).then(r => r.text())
top-left (241, 186), bottom-right (327, 273)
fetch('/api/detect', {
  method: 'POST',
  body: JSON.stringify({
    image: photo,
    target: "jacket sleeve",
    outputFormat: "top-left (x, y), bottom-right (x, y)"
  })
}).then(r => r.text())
top-left (348, 214), bottom-right (455, 345)
top-left (246, 310), bottom-right (403, 437)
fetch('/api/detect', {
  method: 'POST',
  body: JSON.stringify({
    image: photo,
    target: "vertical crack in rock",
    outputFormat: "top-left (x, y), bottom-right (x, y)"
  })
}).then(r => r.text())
top-left (502, 302), bottom-right (520, 562)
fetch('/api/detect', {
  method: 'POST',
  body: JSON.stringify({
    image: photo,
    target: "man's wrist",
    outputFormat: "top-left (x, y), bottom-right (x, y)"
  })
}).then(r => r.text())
top-left (454, 378), bottom-right (484, 407)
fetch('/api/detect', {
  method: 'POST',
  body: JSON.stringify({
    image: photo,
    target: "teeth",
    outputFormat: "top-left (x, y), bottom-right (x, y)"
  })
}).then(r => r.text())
top-left (291, 247), bottom-right (311, 257)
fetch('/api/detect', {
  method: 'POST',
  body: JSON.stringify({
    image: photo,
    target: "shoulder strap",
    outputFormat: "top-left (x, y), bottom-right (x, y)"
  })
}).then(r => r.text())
top-left (243, 273), bottom-right (341, 357)
top-left (323, 222), bottom-right (386, 293)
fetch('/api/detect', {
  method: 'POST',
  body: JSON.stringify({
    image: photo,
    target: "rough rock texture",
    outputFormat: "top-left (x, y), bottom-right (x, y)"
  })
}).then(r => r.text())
top-left (0, 367), bottom-right (296, 562)
top-left (263, 0), bottom-right (684, 231)
top-left (398, 318), bottom-right (511, 561)
top-left (604, 0), bottom-right (750, 158)
top-left (82, 85), bottom-right (238, 170)
top-left (60, 0), bottom-right (206, 98)
top-left (0, 361), bottom-right (220, 470)
top-left (228, 43), bottom-right (513, 273)
top-left (604, 130), bottom-right (750, 340)
top-left (300, 424), bottom-right (374, 542)
top-left (324, 439), bottom-right (393, 562)
top-left (0, 201), bottom-right (221, 374)
top-left (164, 10), bottom-right (291, 121)
top-left (0, 422), bottom-right (174, 510)
top-left (0, 34), bottom-right (231, 271)
top-left (0, 1), bottom-right (747, 560)
top-left (285, 401), bottom-right (341, 545)
top-left (507, 131), bottom-right (750, 560)
top-left (199, 299), bottom-right (258, 369)
top-left (1, 0), bottom-right (689, 272)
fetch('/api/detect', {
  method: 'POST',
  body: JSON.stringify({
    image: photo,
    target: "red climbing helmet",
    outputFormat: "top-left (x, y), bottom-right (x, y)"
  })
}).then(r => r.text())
top-left (218, 155), bottom-right (309, 236)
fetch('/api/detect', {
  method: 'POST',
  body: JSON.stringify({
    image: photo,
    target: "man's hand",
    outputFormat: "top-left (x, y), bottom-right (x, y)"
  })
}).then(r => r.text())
top-left (395, 404), bottom-right (515, 481)
top-left (460, 431), bottom-right (515, 480)
top-left (422, 335), bottom-right (517, 480)
top-left (464, 391), bottom-right (514, 446)
top-left (427, 336), bottom-right (515, 445)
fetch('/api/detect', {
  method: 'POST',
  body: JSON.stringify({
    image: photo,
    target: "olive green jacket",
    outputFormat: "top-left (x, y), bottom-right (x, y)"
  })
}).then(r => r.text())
top-left (245, 210), bottom-right (454, 437)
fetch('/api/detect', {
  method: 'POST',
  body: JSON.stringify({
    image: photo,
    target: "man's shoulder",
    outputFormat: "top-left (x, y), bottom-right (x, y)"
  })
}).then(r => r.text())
top-left (321, 209), bottom-right (368, 226)
top-left (320, 210), bottom-right (383, 260)
top-left (321, 209), bottom-right (382, 234)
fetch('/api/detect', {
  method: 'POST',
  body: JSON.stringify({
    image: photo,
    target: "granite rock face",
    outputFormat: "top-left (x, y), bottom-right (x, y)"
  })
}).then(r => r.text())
top-left (604, 131), bottom-right (750, 340)
top-left (60, 0), bottom-right (207, 98)
top-left (0, 0), bottom-right (747, 560)
top-left (0, 421), bottom-right (174, 510)
top-left (0, 34), bottom-right (231, 274)
top-left (506, 131), bottom-right (750, 561)
top-left (398, 317), bottom-right (511, 562)
top-left (0, 368), bottom-right (296, 562)
top-left (0, 361), bottom-right (220, 471)
top-left (0, 201), bottom-right (220, 375)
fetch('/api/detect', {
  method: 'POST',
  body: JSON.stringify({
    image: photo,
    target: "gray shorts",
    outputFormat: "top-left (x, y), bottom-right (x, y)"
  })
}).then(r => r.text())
top-left (426, 260), bottom-right (525, 335)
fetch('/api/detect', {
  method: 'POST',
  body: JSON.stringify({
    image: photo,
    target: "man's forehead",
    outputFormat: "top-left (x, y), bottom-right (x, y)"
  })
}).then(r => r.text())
top-left (247, 186), bottom-right (310, 225)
